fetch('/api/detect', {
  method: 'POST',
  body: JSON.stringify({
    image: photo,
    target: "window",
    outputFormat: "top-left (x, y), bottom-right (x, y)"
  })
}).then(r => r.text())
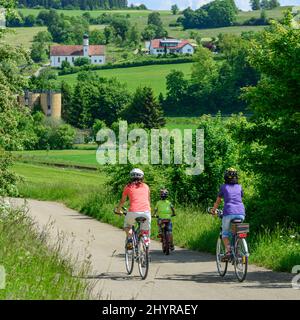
top-left (65, 57), bottom-right (67, 61)
top-left (58, 57), bottom-right (60, 63)
top-left (72, 57), bottom-right (74, 62)
top-left (188, 49), bottom-right (191, 52)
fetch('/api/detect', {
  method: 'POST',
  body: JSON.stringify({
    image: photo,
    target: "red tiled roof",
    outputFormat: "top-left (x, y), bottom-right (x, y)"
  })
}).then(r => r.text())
top-left (173, 40), bottom-right (192, 49)
top-left (50, 45), bottom-right (105, 56)
top-left (150, 39), bottom-right (192, 49)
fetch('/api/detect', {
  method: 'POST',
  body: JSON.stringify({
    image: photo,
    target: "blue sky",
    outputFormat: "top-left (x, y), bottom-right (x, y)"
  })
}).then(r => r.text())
top-left (130, 0), bottom-right (300, 11)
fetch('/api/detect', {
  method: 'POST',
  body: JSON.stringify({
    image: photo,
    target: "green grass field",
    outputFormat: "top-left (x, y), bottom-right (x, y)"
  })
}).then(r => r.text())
top-left (14, 162), bottom-right (106, 208)
top-left (58, 62), bottom-right (193, 94)
top-left (2, 26), bottom-right (47, 48)
top-left (14, 149), bottom-right (99, 168)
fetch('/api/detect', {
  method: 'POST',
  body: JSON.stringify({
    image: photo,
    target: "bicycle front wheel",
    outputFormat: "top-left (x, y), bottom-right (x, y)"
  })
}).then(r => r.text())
top-left (125, 239), bottom-right (134, 275)
top-left (216, 237), bottom-right (228, 277)
top-left (234, 238), bottom-right (249, 282)
top-left (137, 240), bottom-right (149, 280)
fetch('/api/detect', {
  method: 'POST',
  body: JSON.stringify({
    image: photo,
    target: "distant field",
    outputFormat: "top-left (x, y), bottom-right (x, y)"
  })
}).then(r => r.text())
top-left (4, 6), bottom-right (289, 49)
top-left (13, 149), bottom-right (98, 168)
top-left (58, 63), bottom-right (193, 95)
top-left (169, 25), bottom-right (267, 39)
top-left (2, 26), bottom-right (47, 48)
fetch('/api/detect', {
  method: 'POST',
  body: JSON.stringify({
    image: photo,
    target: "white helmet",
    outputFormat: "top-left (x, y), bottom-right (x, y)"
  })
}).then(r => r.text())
top-left (130, 168), bottom-right (144, 180)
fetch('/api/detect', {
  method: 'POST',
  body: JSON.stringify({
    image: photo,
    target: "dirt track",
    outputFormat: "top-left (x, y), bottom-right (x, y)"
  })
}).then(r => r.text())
top-left (10, 198), bottom-right (300, 300)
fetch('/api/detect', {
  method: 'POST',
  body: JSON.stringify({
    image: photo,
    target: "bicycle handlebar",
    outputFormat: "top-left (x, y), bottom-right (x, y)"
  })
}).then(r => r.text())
top-left (114, 207), bottom-right (128, 216)
top-left (207, 207), bottom-right (223, 218)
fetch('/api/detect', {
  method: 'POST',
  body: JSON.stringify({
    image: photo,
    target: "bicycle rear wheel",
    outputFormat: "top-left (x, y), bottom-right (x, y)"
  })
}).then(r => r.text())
top-left (125, 238), bottom-right (134, 275)
top-left (234, 238), bottom-right (248, 282)
top-left (137, 240), bottom-right (149, 280)
top-left (216, 237), bottom-right (228, 277)
top-left (163, 231), bottom-right (170, 255)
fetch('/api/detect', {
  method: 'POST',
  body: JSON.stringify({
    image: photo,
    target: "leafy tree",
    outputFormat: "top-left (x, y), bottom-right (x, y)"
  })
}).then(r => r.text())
top-left (126, 24), bottom-right (140, 47)
top-left (104, 26), bottom-right (113, 44)
top-left (89, 29), bottom-right (106, 45)
top-left (163, 70), bottom-right (189, 115)
top-left (141, 24), bottom-right (157, 40)
top-left (74, 57), bottom-right (91, 66)
top-left (250, 0), bottom-right (261, 10)
top-left (0, 0), bottom-right (37, 195)
top-left (148, 12), bottom-right (163, 28)
top-left (181, 0), bottom-right (237, 29)
top-left (92, 119), bottom-right (107, 140)
top-left (30, 31), bottom-right (52, 63)
top-left (61, 80), bottom-right (73, 123)
top-left (121, 86), bottom-right (165, 129)
top-left (239, 13), bottom-right (300, 227)
top-left (110, 17), bottom-right (130, 42)
top-left (24, 14), bottom-right (36, 26)
top-left (171, 4), bottom-right (179, 15)
top-left (146, 11), bottom-right (167, 38)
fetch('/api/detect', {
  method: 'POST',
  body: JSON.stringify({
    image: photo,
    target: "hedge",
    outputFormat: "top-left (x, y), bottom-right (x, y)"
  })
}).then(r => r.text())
top-left (58, 56), bottom-right (194, 75)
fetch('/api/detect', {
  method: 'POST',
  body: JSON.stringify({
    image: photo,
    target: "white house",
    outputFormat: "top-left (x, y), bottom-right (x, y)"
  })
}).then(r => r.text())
top-left (147, 38), bottom-right (195, 55)
top-left (50, 34), bottom-right (106, 67)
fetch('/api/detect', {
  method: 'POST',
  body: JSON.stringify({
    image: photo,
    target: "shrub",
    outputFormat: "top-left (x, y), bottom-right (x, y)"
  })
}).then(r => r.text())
top-left (73, 57), bottom-right (91, 67)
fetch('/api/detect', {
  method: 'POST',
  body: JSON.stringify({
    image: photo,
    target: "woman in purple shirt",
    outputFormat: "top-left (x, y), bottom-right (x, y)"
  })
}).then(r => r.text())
top-left (211, 168), bottom-right (245, 259)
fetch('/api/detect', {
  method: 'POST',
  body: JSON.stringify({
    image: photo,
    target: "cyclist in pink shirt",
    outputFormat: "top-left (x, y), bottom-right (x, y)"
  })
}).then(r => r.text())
top-left (117, 168), bottom-right (151, 249)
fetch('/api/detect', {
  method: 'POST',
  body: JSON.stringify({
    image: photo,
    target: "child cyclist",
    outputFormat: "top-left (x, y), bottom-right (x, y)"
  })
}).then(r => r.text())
top-left (211, 168), bottom-right (245, 260)
top-left (117, 168), bottom-right (151, 249)
top-left (154, 189), bottom-right (176, 251)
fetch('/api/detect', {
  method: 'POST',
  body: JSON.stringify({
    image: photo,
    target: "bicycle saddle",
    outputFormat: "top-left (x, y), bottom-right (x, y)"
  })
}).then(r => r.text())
top-left (231, 219), bottom-right (243, 223)
top-left (135, 217), bottom-right (147, 223)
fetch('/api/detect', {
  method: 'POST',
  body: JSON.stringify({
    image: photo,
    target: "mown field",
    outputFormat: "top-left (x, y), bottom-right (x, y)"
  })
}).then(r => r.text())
top-left (12, 162), bottom-right (300, 272)
top-left (58, 62), bottom-right (193, 94)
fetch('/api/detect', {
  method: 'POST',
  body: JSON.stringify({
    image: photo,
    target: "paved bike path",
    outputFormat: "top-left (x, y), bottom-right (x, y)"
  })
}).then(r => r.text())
top-left (10, 198), bottom-right (300, 300)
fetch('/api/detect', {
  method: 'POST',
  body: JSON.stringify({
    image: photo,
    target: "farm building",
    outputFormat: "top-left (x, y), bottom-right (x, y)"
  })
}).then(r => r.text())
top-left (146, 38), bottom-right (195, 55)
top-left (50, 34), bottom-right (105, 67)
top-left (18, 90), bottom-right (61, 119)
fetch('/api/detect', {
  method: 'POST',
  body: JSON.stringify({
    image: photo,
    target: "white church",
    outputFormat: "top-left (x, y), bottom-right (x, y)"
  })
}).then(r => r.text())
top-left (50, 34), bottom-right (106, 68)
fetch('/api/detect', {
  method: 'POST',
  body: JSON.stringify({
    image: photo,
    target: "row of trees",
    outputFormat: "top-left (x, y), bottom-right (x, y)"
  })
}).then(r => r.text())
top-left (250, 0), bottom-right (280, 11)
top-left (59, 72), bottom-right (165, 129)
top-left (179, 0), bottom-right (238, 29)
top-left (162, 32), bottom-right (259, 116)
top-left (18, 0), bottom-right (128, 10)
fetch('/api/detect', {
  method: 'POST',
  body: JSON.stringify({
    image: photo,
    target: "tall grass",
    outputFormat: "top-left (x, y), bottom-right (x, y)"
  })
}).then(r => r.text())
top-left (249, 225), bottom-right (300, 272)
top-left (0, 200), bottom-right (93, 299)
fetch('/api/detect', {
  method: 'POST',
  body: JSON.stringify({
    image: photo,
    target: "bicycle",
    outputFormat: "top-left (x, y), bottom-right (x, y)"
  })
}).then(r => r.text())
top-left (114, 207), bottom-right (150, 280)
top-left (208, 208), bottom-right (250, 282)
top-left (157, 218), bottom-right (172, 255)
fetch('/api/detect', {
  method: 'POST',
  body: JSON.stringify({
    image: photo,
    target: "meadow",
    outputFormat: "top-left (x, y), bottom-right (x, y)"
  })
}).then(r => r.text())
top-left (12, 162), bottom-right (300, 272)
top-left (13, 149), bottom-right (99, 168)
top-left (58, 62), bottom-right (193, 94)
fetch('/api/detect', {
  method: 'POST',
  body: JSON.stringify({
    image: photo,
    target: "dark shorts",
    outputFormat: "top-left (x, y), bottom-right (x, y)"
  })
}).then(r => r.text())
top-left (158, 219), bottom-right (173, 232)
